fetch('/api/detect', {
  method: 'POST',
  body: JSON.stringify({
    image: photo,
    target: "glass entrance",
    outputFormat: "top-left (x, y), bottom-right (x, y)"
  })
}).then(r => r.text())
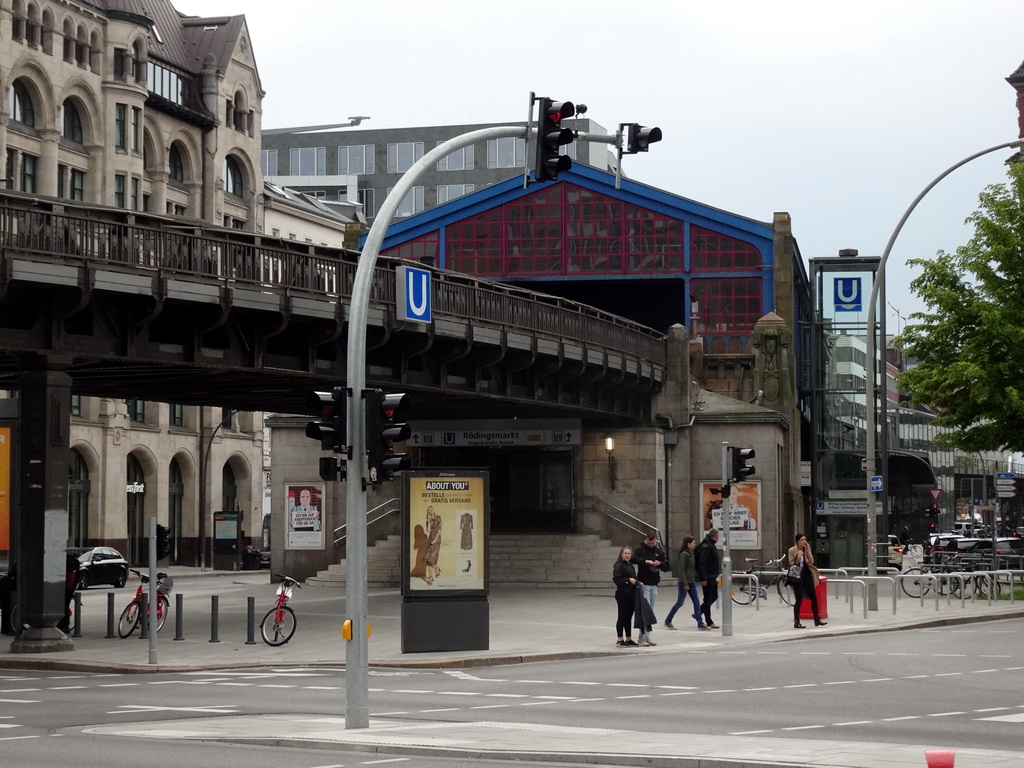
top-left (126, 453), bottom-right (146, 565)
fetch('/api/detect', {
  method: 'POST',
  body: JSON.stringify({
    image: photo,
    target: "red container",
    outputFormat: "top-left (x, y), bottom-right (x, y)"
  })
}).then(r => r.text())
top-left (798, 576), bottom-right (828, 620)
top-left (924, 749), bottom-right (955, 767)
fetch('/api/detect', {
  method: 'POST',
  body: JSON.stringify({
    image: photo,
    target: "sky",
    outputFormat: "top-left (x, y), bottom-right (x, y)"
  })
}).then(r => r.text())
top-left (175, 0), bottom-right (1023, 327)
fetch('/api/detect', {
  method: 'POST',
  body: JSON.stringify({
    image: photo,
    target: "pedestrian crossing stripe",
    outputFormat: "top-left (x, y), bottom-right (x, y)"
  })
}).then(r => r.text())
top-left (977, 712), bottom-right (1024, 723)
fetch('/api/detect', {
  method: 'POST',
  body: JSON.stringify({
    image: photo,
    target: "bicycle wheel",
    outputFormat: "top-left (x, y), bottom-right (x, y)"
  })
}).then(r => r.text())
top-left (976, 574), bottom-right (1002, 600)
top-left (156, 594), bottom-right (170, 632)
top-left (776, 577), bottom-right (794, 606)
top-left (731, 581), bottom-right (753, 605)
top-left (949, 572), bottom-right (975, 600)
top-left (117, 599), bottom-right (140, 638)
top-left (260, 605), bottom-right (296, 646)
top-left (900, 567), bottom-right (928, 598)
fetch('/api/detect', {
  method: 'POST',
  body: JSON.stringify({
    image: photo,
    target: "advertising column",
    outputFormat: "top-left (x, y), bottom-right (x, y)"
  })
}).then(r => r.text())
top-left (401, 470), bottom-right (489, 653)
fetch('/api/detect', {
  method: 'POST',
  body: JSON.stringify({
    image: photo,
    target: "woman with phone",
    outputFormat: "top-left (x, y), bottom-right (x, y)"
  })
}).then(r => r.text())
top-left (787, 533), bottom-right (827, 629)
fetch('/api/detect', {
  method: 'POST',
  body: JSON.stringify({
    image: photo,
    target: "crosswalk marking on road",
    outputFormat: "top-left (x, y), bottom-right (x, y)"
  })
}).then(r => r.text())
top-left (978, 712), bottom-right (1024, 722)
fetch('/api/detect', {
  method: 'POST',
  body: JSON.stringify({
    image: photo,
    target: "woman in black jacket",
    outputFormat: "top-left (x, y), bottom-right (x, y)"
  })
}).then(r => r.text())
top-left (612, 545), bottom-right (640, 647)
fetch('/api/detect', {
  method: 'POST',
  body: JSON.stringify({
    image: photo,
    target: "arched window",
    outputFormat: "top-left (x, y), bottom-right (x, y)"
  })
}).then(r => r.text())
top-left (68, 450), bottom-right (90, 547)
top-left (9, 80), bottom-right (36, 127)
top-left (222, 464), bottom-right (237, 512)
top-left (168, 458), bottom-right (183, 564)
top-left (126, 454), bottom-right (146, 565)
top-left (223, 156), bottom-right (244, 198)
top-left (169, 143), bottom-right (185, 183)
top-left (61, 99), bottom-right (83, 143)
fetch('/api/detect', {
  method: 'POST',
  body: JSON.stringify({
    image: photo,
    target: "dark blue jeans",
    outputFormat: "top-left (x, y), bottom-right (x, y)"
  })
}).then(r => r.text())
top-left (665, 582), bottom-right (703, 626)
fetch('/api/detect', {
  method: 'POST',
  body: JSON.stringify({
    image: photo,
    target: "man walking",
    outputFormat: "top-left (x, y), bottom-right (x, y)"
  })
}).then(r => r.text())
top-left (633, 530), bottom-right (670, 646)
top-left (695, 528), bottom-right (722, 630)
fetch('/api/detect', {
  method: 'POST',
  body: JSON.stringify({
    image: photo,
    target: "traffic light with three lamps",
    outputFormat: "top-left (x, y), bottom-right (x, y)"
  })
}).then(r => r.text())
top-left (625, 123), bottom-right (663, 154)
top-left (364, 388), bottom-right (411, 485)
top-left (728, 446), bottom-right (756, 484)
top-left (306, 386), bottom-right (347, 452)
top-left (534, 97), bottom-right (576, 182)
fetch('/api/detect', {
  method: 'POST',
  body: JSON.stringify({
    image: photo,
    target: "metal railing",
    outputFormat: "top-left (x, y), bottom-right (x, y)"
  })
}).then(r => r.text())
top-left (0, 191), bottom-right (666, 365)
top-left (588, 497), bottom-right (659, 545)
top-left (333, 499), bottom-right (400, 545)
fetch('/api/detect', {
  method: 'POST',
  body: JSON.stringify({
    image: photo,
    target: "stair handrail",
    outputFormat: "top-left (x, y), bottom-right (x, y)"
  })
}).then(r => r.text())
top-left (588, 496), bottom-right (660, 542)
top-left (333, 499), bottom-right (399, 544)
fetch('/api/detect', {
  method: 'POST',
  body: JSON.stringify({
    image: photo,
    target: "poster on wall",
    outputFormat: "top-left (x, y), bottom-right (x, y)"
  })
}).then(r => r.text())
top-left (403, 470), bottom-right (489, 595)
top-left (285, 482), bottom-right (325, 549)
top-left (699, 481), bottom-right (761, 549)
top-left (0, 427), bottom-right (9, 552)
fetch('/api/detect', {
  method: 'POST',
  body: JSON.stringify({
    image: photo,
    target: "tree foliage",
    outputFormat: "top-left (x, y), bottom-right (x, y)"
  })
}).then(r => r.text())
top-left (896, 160), bottom-right (1024, 453)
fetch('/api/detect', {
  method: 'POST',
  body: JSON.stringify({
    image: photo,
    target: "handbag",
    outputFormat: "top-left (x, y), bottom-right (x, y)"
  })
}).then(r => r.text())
top-left (785, 563), bottom-right (801, 586)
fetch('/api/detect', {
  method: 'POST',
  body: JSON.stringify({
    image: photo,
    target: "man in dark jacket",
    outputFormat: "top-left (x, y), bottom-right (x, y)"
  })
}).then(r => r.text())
top-left (694, 528), bottom-right (722, 629)
top-left (632, 531), bottom-right (670, 646)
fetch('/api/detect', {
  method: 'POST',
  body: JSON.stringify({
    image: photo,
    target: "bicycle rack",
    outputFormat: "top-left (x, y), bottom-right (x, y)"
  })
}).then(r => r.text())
top-left (854, 576), bottom-right (897, 614)
top-left (822, 579), bottom-right (868, 619)
top-left (730, 572), bottom-right (762, 611)
top-left (892, 573), bottom-right (939, 609)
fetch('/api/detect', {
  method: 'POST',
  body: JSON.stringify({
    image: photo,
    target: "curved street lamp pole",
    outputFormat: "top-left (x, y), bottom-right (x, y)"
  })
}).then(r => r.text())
top-left (863, 139), bottom-right (1024, 608)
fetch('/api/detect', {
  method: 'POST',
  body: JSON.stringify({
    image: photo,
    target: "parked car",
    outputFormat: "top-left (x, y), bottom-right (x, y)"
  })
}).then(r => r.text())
top-left (886, 534), bottom-right (904, 568)
top-left (69, 546), bottom-right (129, 589)
top-left (964, 538), bottom-right (1024, 557)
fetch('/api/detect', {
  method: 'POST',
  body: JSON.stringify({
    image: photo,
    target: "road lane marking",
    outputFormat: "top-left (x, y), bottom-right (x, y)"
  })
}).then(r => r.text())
top-left (883, 716), bottom-right (920, 721)
top-left (974, 707), bottom-right (1011, 712)
top-left (470, 704), bottom-right (509, 709)
top-left (978, 712), bottom-right (1024, 722)
top-left (419, 708), bottom-right (459, 713)
top-left (862, 678), bottom-right (893, 682)
top-left (0, 699), bottom-right (39, 704)
top-left (834, 721), bottom-right (872, 726)
top-left (927, 711), bottom-right (966, 717)
top-left (49, 686), bottom-right (86, 690)
top-left (783, 725), bottom-right (825, 731)
top-left (730, 729), bottom-right (772, 735)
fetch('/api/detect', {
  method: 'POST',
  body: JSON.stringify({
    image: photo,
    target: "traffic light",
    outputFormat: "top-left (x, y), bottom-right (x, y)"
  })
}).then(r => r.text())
top-left (306, 386), bottom-right (346, 453)
top-left (625, 123), bottom-right (663, 154)
top-left (364, 388), bottom-right (411, 484)
top-left (155, 524), bottom-right (169, 560)
top-left (534, 97), bottom-right (575, 182)
top-left (728, 446), bottom-right (756, 484)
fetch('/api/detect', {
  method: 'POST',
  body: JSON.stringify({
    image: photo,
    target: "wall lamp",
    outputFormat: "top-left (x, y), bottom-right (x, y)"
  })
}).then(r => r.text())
top-left (605, 435), bottom-right (617, 490)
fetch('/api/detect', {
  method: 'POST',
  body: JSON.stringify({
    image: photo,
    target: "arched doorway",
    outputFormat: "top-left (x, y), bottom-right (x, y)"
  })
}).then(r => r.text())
top-left (126, 454), bottom-right (146, 565)
top-left (168, 458), bottom-right (183, 564)
top-left (222, 464), bottom-right (237, 512)
top-left (68, 450), bottom-right (90, 546)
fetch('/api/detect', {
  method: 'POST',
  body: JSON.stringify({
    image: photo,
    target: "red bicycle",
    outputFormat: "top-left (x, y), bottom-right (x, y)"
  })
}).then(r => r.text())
top-left (260, 574), bottom-right (300, 646)
top-left (117, 569), bottom-right (173, 638)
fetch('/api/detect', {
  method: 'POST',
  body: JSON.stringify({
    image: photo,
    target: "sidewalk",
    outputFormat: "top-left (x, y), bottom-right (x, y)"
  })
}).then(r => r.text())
top-left (7, 568), bottom-right (1024, 768)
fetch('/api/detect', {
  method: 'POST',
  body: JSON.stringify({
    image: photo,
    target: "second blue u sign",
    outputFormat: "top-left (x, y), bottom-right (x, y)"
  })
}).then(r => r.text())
top-left (396, 264), bottom-right (432, 324)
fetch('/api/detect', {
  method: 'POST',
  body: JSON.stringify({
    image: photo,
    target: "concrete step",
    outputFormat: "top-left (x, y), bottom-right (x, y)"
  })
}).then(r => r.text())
top-left (308, 532), bottom-right (622, 589)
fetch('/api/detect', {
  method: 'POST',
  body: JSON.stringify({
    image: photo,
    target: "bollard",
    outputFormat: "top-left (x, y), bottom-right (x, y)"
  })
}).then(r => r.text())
top-left (210, 594), bottom-right (220, 643)
top-left (105, 592), bottom-right (115, 639)
top-left (246, 596), bottom-right (257, 645)
top-left (924, 748), bottom-right (955, 767)
top-left (72, 592), bottom-right (82, 638)
top-left (139, 592), bottom-right (149, 639)
top-left (174, 593), bottom-right (185, 641)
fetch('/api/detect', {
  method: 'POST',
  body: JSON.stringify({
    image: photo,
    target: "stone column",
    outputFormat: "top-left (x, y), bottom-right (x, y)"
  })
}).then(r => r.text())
top-left (37, 128), bottom-right (59, 197)
top-left (11, 354), bottom-right (74, 653)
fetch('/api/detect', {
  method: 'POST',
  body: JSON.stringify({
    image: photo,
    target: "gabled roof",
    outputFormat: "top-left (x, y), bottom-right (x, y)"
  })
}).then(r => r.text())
top-left (92, 0), bottom-right (253, 82)
top-left (373, 163), bottom-right (774, 255)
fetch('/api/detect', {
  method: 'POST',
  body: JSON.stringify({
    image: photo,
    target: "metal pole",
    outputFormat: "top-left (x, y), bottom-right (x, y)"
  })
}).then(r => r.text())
top-left (720, 442), bottom-right (733, 637)
top-left (344, 124), bottom-right (531, 730)
top-left (863, 140), bottom-right (1023, 612)
top-left (147, 516), bottom-right (157, 664)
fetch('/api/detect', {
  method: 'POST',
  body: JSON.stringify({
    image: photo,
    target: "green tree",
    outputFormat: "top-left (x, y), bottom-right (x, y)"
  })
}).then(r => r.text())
top-left (896, 161), bottom-right (1024, 453)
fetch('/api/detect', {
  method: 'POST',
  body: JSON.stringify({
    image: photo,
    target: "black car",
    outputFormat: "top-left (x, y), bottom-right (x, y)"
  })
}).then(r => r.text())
top-left (70, 546), bottom-right (129, 589)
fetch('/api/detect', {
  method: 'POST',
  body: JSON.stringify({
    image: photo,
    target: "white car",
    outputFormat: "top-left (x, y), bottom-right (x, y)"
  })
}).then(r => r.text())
top-left (885, 534), bottom-right (904, 568)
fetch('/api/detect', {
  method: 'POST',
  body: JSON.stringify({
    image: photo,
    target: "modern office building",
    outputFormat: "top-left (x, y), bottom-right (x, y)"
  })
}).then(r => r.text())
top-left (260, 117), bottom-right (617, 224)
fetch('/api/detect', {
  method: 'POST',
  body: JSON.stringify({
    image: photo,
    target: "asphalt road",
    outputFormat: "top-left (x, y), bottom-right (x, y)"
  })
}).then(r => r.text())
top-left (1, 618), bottom-right (1021, 763)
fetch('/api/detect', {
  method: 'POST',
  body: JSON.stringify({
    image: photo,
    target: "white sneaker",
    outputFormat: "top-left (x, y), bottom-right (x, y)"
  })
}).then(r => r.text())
top-left (637, 636), bottom-right (650, 646)
top-left (646, 636), bottom-right (657, 646)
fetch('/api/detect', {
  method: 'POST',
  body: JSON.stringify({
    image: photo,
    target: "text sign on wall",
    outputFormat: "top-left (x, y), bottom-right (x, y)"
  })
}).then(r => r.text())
top-left (411, 419), bottom-right (581, 448)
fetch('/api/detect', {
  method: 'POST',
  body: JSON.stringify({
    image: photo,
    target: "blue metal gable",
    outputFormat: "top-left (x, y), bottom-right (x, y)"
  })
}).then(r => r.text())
top-left (365, 164), bottom-right (775, 264)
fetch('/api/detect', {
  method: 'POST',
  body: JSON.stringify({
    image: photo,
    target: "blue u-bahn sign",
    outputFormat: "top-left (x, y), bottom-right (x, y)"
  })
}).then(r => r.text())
top-left (396, 264), bottom-right (432, 324)
top-left (834, 277), bottom-right (862, 312)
